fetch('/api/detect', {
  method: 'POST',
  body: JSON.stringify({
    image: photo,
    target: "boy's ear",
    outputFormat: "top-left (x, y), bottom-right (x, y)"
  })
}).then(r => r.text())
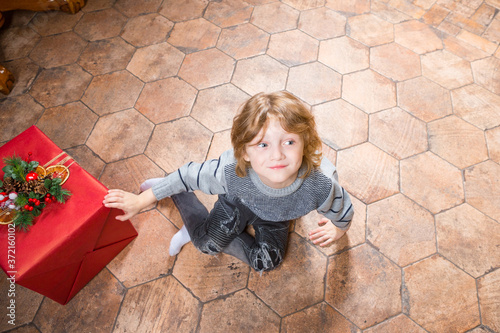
top-left (243, 151), bottom-right (250, 162)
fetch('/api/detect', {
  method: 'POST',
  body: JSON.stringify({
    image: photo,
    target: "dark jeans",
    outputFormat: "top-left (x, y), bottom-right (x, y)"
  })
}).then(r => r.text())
top-left (171, 192), bottom-right (290, 272)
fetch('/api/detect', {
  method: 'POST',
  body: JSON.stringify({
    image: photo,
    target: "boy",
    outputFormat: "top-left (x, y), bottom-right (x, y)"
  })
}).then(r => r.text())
top-left (103, 91), bottom-right (353, 272)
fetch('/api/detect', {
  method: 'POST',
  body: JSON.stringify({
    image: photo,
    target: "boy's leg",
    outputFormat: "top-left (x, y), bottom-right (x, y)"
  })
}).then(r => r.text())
top-left (224, 219), bottom-right (290, 272)
top-left (171, 192), bottom-right (254, 256)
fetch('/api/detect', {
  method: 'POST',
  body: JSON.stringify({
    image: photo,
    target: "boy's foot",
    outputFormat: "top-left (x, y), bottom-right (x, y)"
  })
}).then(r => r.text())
top-left (140, 178), bottom-right (164, 192)
top-left (169, 225), bottom-right (191, 256)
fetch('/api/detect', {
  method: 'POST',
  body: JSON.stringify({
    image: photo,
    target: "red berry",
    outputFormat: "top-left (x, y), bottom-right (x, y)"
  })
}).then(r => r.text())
top-left (45, 198), bottom-right (51, 203)
top-left (35, 200), bottom-right (40, 206)
top-left (28, 206), bottom-right (34, 211)
top-left (24, 204), bottom-right (30, 210)
top-left (26, 171), bottom-right (38, 182)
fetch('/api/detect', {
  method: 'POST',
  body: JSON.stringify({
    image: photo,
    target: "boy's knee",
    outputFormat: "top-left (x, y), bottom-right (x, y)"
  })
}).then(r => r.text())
top-left (194, 237), bottom-right (222, 256)
top-left (250, 245), bottom-right (284, 272)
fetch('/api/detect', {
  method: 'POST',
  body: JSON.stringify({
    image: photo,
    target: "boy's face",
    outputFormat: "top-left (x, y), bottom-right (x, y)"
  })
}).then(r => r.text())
top-left (243, 117), bottom-right (304, 189)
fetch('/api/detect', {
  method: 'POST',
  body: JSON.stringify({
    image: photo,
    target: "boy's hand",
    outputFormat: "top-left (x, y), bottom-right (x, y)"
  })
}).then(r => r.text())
top-left (103, 188), bottom-right (157, 221)
top-left (309, 218), bottom-right (346, 247)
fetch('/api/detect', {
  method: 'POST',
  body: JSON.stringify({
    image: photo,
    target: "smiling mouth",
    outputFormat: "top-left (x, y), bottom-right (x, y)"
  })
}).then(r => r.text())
top-left (270, 165), bottom-right (287, 169)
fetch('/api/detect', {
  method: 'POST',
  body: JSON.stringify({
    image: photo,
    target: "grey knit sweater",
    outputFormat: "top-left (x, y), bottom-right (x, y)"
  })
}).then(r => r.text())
top-left (151, 149), bottom-right (353, 230)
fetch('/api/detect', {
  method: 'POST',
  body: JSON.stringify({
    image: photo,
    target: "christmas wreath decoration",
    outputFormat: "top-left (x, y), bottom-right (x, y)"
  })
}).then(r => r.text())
top-left (0, 153), bottom-right (71, 231)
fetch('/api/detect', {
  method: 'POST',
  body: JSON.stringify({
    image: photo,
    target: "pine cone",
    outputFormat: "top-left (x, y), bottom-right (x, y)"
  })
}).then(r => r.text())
top-left (34, 181), bottom-right (48, 195)
top-left (3, 177), bottom-right (21, 193)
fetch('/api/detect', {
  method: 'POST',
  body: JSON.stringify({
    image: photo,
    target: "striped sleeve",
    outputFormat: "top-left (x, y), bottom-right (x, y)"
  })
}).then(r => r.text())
top-left (151, 150), bottom-right (233, 200)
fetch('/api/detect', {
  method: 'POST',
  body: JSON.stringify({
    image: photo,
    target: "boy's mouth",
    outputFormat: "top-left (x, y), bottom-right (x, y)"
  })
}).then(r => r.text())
top-left (270, 165), bottom-right (287, 169)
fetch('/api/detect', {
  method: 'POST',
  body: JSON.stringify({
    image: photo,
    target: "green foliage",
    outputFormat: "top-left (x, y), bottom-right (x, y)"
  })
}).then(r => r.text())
top-left (2, 156), bottom-right (39, 182)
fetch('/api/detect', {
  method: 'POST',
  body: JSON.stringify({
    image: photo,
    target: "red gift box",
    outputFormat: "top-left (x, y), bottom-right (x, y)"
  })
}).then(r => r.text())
top-left (0, 126), bottom-right (137, 305)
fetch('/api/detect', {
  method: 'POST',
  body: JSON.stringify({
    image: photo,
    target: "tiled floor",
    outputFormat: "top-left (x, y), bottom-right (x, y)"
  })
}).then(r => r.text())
top-left (0, 0), bottom-right (499, 331)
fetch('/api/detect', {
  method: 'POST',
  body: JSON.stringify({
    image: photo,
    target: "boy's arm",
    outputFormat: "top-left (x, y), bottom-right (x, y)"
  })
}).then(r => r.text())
top-left (103, 188), bottom-right (157, 221)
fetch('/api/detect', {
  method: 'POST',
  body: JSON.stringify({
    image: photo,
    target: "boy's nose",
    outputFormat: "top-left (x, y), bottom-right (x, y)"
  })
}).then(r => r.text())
top-left (270, 146), bottom-right (285, 160)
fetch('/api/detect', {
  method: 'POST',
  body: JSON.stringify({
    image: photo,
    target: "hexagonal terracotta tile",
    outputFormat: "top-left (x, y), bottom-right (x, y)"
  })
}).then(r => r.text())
top-left (325, 0), bottom-right (370, 15)
top-left (30, 32), bottom-right (87, 68)
top-left (326, 243), bottom-right (401, 329)
top-left (81, 70), bottom-right (144, 116)
top-left (367, 194), bottom-right (436, 266)
top-left (478, 269), bottom-right (500, 332)
top-left (364, 314), bottom-right (427, 333)
top-left (127, 42), bottom-right (185, 82)
top-left (78, 37), bottom-right (136, 75)
top-left (145, 117), bottom-right (213, 173)
top-left (172, 243), bottom-right (250, 302)
top-left (312, 99), bottom-right (368, 149)
top-left (216, 24), bottom-right (269, 60)
top-left (370, 42), bottom-right (421, 81)
top-left (82, 0), bottom-right (115, 11)
top-left (29, 10), bottom-right (83, 36)
top-left (107, 210), bottom-right (177, 287)
top-left (36, 102), bottom-right (98, 149)
top-left (204, 0), bottom-right (253, 28)
top-left (191, 84), bottom-right (249, 132)
top-left (486, 126), bottom-right (500, 164)
top-left (30, 63), bottom-right (92, 108)
top-left (0, 26), bottom-right (40, 61)
top-left (114, 276), bottom-right (201, 332)
top-left (429, 115), bottom-right (488, 169)
top-left (250, 2), bottom-right (299, 33)
top-left (74, 8), bottom-right (127, 41)
top-left (421, 50), bottom-right (474, 89)
top-left (443, 35), bottom-right (491, 62)
top-left (464, 160), bottom-right (500, 222)
top-left (0, 270), bottom-right (43, 330)
top-left (120, 13), bottom-right (173, 47)
top-left (286, 62), bottom-right (341, 105)
top-left (294, 194), bottom-right (366, 256)
top-left (471, 56), bottom-right (500, 94)
top-left (178, 48), bottom-right (235, 89)
top-left (267, 30), bottom-right (319, 67)
top-left (298, 7), bottom-right (346, 39)
top-left (1, 57), bottom-right (39, 97)
top-left (369, 107), bottom-right (427, 159)
top-left (167, 18), bottom-right (220, 53)
top-left (0, 95), bottom-right (44, 142)
top-left (436, 204), bottom-right (500, 278)
top-left (86, 109), bottom-right (154, 162)
top-left (282, 303), bottom-right (361, 332)
top-left (33, 269), bottom-right (125, 332)
top-left (135, 77), bottom-right (197, 124)
top-left (404, 255), bottom-right (480, 332)
top-left (282, 0), bottom-right (324, 10)
top-left (199, 290), bottom-right (280, 332)
top-left (231, 55), bottom-right (288, 95)
top-left (64, 145), bottom-right (105, 180)
top-left (342, 69), bottom-right (396, 114)
top-left (114, 0), bottom-right (162, 17)
top-left (401, 151), bottom-right (464, 214)
top-left (397, 76), bottom-right (452, 122)
top-left (451, 84), bottom-right (500, 130)
top-left (370, 1), bottom-right (412, 24)
top-left (348, 14), bottom-right (394, 46)
top-left (207, 130), bottom-right (232, 160)
top-left (394, 19), bottom-right (443, 54)
top-left (99, 154), bottom-right (165, 193)
top-left (248, 233), bottom-right (327, 316)
top-left (337, 143), bottom-right (399, 204)
top-left (158, 0), bottom-right (208, 22)
top-left (318, 36), bottom-right (369, 74)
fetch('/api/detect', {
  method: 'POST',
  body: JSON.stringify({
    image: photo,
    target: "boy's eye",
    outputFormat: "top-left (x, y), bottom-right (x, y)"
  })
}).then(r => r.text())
top-left (284, 140), bottom-right (295, 145)
top-left (257, 143), bottom-right (268, 148)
